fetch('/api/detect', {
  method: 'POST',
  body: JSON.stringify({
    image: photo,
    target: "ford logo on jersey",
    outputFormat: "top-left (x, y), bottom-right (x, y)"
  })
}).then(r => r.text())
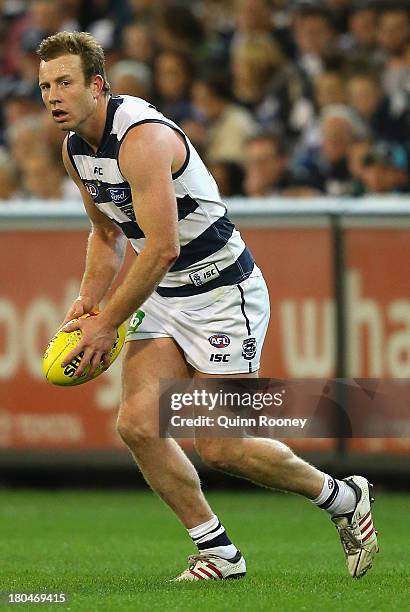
top-left (107, 187), bottom-right (132, 204)
top-left (208, 334), bottom-right (230, 348)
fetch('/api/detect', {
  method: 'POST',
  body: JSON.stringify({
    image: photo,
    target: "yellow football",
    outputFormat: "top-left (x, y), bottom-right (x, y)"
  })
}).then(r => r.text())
top-left (42, 313), bottom-right (126, 386)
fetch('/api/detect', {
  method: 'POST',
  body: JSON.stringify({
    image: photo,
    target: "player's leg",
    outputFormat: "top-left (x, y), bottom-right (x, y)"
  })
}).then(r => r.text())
top-left (118, 337), bottom-right (245, 580)
top-left (171, 273), bottom-right (324, 499)
top-left (194, 372), bottom-right (378, 578)
top-left (194, 367), bottom-right (324, 497)
top-left (177, 272), bottom-right (377, 579)
top-left (117, 337), bottom-right (213, 527)
top-left (194, 378), bottom-right (324, 498)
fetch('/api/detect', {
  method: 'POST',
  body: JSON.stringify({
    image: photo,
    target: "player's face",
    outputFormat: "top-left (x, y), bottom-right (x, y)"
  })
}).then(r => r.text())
top-left (39, 54), bottom-right (97, 131)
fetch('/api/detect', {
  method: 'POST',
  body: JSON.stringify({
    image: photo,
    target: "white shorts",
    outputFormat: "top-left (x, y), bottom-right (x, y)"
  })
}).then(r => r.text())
top-left (125, 269), bottom-right (270, 374)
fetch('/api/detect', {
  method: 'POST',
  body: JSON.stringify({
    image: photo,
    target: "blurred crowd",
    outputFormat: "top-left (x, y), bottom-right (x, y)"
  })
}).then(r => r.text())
top-left (1, 0), bottom-right (410, 201)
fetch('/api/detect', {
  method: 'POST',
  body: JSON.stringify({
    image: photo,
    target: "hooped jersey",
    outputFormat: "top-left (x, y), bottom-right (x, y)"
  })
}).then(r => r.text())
top-left (67, 95), bottom-right (255, 297)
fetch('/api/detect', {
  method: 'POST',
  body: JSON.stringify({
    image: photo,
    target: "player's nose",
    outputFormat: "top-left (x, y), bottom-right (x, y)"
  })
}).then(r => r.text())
top-left (48, 85), bottom-right (61, 104)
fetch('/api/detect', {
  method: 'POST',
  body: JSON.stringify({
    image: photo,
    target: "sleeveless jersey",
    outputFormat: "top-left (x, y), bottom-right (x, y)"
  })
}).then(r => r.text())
top-left (67, 95), bottom-right (254, 297)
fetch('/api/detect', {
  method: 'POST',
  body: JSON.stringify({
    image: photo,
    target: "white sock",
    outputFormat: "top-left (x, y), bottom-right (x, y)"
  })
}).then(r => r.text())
top-left (312, 474), bottom-right (356, 516)
top-left (188, 514), bottom-right (239, 560)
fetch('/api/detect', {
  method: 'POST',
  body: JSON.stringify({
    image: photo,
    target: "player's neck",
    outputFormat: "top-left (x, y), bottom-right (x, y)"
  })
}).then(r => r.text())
top-left (76, 95), bottom-right (110, 153)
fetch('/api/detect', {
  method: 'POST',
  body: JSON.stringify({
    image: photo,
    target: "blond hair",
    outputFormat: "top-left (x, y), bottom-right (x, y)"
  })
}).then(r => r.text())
top-left (233, 34), bottom-right (284, 86)
top-left (37, 31), bottom-right (110, 94)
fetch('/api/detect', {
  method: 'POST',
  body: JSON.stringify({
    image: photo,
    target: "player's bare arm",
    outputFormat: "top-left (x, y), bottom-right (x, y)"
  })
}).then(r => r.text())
top-left (62, 123), bottom-right (183, 376)
top-left (101, 123), bottom-right (183, 325)
top-left (61, 137), bottom-right (126, 325)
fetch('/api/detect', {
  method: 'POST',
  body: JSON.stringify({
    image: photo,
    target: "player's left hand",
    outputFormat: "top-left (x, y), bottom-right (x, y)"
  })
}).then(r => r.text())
top-left (61, 314), bottom-right (118, 378)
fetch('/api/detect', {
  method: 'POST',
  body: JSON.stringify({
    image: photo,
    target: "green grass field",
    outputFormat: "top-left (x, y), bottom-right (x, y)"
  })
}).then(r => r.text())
top-left (1, 489), bottom-right (409, 611)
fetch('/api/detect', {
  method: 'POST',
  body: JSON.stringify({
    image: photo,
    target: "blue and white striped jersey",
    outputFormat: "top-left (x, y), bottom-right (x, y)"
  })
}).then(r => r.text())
top-left (67, 95), bottom-right (255, 297)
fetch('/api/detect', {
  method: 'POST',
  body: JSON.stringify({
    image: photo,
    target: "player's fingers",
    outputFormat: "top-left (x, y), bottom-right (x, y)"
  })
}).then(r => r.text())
top-left (61, 344), bottom-right (85, 368)
top-left (102, 352), bottom-right (111, 370)
top-left (88, 352), bottom-right (103, 378)
top-left (61, 319), bottom-right (82, 333)
top-left (72, 296), bottom-right (89, 314)
top-left (60, 296), bottom-right (97, 327)
top-left (60, 310), bottom-right (78, 326)
top-left (73, 348), bottom-right (93, 378)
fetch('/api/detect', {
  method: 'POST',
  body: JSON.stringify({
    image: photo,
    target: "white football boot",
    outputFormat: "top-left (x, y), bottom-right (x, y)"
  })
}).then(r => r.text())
top-left (332, 475), bottom-right (379, 578)
top-left (172, 551), bottom-right (246, 581)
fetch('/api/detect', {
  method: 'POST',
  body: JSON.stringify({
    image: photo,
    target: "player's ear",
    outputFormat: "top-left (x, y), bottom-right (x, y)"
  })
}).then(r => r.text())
top-left (91, 74), bottom-right (105, 98)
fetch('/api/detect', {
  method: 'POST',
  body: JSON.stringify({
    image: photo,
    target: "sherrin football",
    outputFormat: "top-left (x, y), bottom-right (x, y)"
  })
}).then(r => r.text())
top-left (42, 313), bottom-right (126, 386)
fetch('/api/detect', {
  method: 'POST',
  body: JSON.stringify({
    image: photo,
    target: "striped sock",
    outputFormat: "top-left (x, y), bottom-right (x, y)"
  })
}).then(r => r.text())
top-left (188, 515), bottom-right (240, 560)
top-left (312, 474), bottom-right (356, 516)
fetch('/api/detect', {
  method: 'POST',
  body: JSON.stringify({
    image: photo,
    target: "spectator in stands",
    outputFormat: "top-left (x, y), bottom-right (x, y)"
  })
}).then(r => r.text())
top-left (377, 3), bottom-right (410, 62)
top-left (285, 3), bottom-right (339, 137)
top-left (190, 1), bottom-right (233, 69)
top-left (315, 69), bottom-right (346, 110)
top-left (244, 132), bottom-right (296, 197)
top-left (0, 149), bottom-right (18, 200)
top-left (291, 3), bottom-right (335, 87)
top-left (200, 0), bottom-right (236, 34)
top-left (125, 0), bottom-right (157, 23)
top-left (347, 136), bottom-right (372, 195)
top-left (2, 0), bottom-right (410, 201)
top-left (1, 95), bottom-right (42, 145)
top-left (293, 69), bottom-right (347, 163)
top-left (338, 0), bottom-right (379, 64)
top-left (155, 5), bottom-right (205, 57)
top-left (234, 0), bottom-right (274, 38)
top-left (233, 0), bottom-right (300, 57)
top-left (2, 0), bottom-right (78, 77)
top-left (324, 0), bottom-right (351, 32)
top-left (109, 60), bottom-right (152, 99)
top-left (7, 115), bottom-right (44, 175)
top-left (292, 105), bottom-right (367, 196)
top-left (153, 51), bottom-right (195, 124)
top-left (79, 0), bottom-right (129, 51)
top-left (360, 141), bottom-right (409, 194)
top-left (229, 0), bottom-right (277, 54)
top-left (11, 33), bottom-right (44, 102)
top-left (377, 3), bottom-right (410, 98)
top-left (21, 147), bottom-right (72, 200)
top-left (2, 0), bottom-right (79, 107)
top-left (118, 21), bottom-right (155, 66)
top-left (187, 75), bottom-right (258, 164)
top-left (208, 160), bottom-right (245, 197)
top-left (231, 33), bottom-right (304, 133)
top-left (346, 71), bottom-right (410, 144)
top-left (63, 0), bottom-right (82, 24)
top-left (232, 34), bottom-right (284, 109)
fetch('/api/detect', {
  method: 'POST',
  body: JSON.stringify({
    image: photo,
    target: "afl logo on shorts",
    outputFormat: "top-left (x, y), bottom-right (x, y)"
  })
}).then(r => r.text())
top-left (208, 334), bottom-right (230, 349)
top-left (85, 182), bottom-right (99, 198)
top-left (242, 337), bottom-right (257, 360)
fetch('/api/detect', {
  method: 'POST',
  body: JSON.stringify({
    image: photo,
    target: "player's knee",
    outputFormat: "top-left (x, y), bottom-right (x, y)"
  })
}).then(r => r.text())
top-left (116, 406), bottom-right (156, 447)
top-left (195, 438), bottom-right (240, 471)
top-left (273, 440), bottom-right (296, 464)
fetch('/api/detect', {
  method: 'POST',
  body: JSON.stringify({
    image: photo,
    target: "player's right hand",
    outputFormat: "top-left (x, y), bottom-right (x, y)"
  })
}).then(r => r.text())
top-left (61, 295), bottom-right (99, 327)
